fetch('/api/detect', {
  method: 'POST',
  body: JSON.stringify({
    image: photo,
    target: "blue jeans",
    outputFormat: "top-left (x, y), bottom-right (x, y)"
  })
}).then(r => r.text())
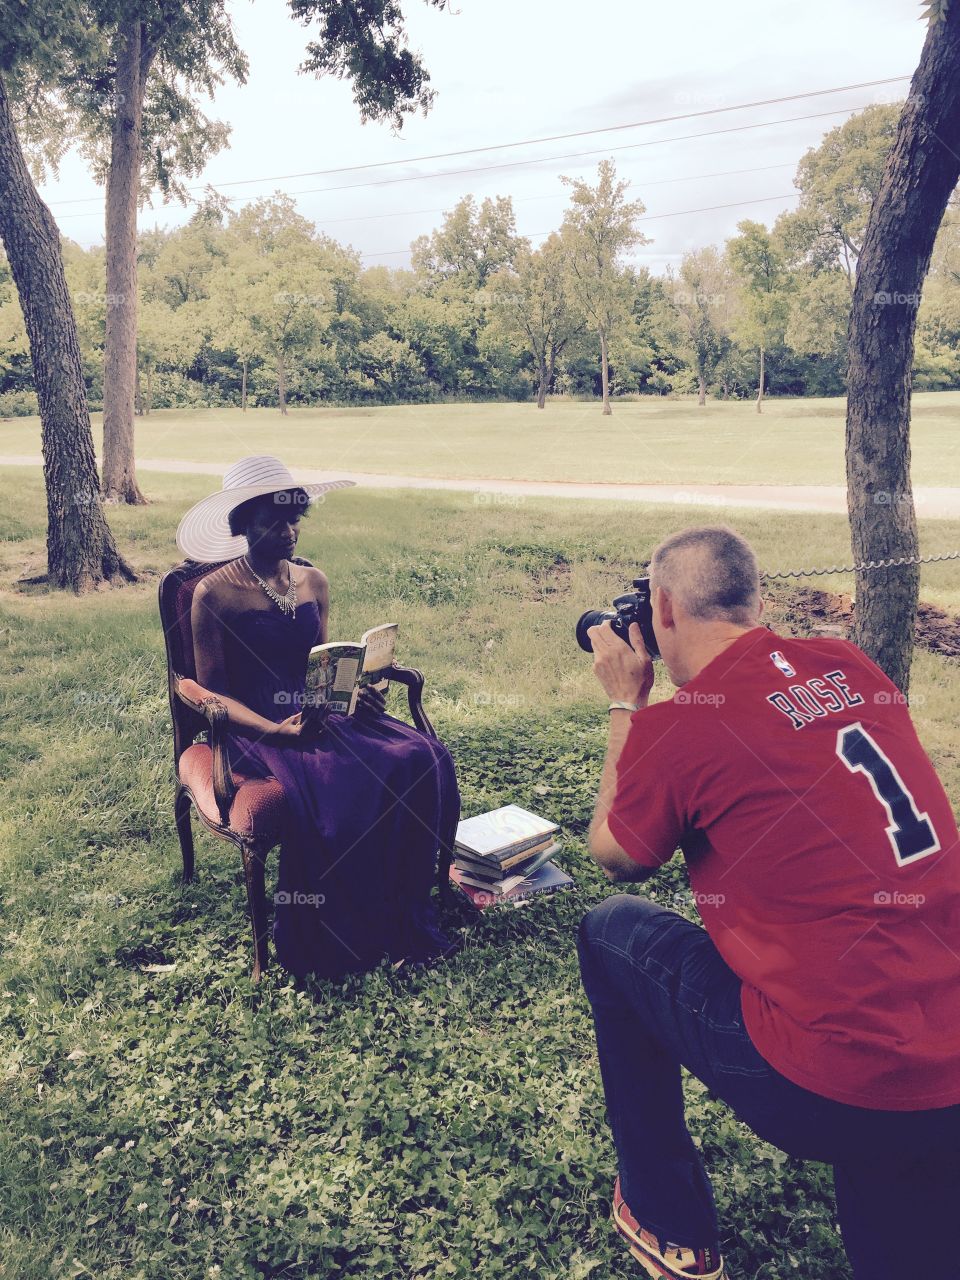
top-left (578, 893), bottom-right (960, 1279)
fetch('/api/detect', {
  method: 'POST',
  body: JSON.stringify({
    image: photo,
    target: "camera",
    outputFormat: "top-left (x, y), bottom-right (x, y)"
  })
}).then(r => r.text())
top-left (576, 577), bottom-right (660, 658)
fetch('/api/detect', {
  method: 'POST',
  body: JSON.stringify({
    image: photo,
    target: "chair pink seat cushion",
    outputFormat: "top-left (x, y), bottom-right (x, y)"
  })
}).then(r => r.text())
top-left (179, 743), bottom-right (286, 840)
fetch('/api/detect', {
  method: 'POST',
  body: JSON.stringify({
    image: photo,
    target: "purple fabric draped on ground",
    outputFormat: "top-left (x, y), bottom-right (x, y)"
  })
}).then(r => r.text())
top-left (218, 599), bottom-right (459, 977)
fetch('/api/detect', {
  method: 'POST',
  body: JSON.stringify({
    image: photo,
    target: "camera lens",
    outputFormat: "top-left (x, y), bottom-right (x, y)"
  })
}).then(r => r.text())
top-left (576, 609), bottom-right (616, 652)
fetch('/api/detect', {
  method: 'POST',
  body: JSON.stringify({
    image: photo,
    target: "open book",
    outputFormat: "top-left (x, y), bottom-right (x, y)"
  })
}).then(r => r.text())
top-left (302, 622), bottom-right (398, 720)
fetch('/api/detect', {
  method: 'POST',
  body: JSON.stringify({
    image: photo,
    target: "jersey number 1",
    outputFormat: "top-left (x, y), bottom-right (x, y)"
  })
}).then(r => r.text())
top-left (836, 723), bottom-right (940, 865)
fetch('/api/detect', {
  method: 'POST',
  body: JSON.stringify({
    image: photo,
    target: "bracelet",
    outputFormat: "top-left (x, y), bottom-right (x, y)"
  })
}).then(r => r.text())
top-left (608, 700), bottom-right (639, 714)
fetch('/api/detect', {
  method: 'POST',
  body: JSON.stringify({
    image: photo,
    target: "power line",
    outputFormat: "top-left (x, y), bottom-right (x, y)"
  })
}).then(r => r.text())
top-left (50, 101), bottom-right (876, 224)
top-left (357, 192), bottom-right (800, 259)
top-left (203, 105), bottom-right (872, 204)
top-left (245, 163), bottom-right (799, 231)
top-left (133, 162), bottom-right (795, 239)
top-left (47, 74), bottom-right (909, 209)
top-left (637, 191), bottom-right (797, 224)
top-left (48, 161), bottom-right (797, 226)
top-left (183, 74), bottom-right (912, 190)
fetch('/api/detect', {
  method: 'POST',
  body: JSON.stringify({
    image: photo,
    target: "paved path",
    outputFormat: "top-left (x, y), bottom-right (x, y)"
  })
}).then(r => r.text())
top-left (3, 454), bottom-right (959, 518)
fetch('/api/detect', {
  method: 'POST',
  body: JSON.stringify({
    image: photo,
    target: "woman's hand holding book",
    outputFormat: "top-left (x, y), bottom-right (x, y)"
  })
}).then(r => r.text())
top-left (270, 712), bottom-right (305, 739)
top-left (355, 684), bottom-right (387, 722)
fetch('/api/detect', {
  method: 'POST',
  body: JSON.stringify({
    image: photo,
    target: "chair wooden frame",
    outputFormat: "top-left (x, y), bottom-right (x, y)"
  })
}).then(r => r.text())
top-left (159, 556), bottom-right (454, 982)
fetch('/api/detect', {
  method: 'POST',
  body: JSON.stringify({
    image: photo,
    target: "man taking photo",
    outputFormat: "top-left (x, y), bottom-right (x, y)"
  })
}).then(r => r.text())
top-left (579, 525), bottom-right (960, 1280)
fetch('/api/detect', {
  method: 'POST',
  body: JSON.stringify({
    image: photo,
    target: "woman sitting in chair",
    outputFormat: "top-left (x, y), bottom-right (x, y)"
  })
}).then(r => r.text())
top-left (176, 455), bottom-right (459, 978)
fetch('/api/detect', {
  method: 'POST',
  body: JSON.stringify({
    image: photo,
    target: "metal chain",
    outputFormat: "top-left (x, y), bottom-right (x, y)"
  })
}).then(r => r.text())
top-left (763, 550), bottom-right (960, 581)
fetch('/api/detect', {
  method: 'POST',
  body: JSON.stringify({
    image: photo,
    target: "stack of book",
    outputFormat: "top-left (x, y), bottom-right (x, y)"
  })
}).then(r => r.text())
top-left (449, 803), bottom-right (573, 909)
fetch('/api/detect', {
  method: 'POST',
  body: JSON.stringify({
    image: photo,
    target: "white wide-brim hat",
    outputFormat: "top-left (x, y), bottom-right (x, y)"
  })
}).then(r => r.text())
top-left (176, 455), bottom-right (356, 563)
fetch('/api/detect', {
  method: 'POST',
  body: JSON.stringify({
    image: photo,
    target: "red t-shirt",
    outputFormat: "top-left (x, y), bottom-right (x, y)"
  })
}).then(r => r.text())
top-left (607, 626), bottom-right (960, 1110)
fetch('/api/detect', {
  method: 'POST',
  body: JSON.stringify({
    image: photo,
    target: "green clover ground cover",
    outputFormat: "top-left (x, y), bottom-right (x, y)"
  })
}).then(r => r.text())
top-left (3, 468), bottom-right (958, 1279)
top-left (0, 707), bottom-right (842, 1280)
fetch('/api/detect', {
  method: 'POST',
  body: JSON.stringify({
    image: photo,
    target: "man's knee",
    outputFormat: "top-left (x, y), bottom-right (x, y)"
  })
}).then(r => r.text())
top-left (578, 891), bottom-right (668, 957)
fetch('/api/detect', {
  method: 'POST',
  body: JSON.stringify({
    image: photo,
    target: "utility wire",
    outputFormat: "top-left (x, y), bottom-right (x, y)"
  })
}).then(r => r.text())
top-left (53, 161), bottom-right (797, 226)
top-left (254, 106), bottom-right (872, 198)
top-left (52, 102), bottom-right (873, 223)
top-left (47, 74), bottom-right (908, 209)
top-left (249, 162), bottom-right (799, 231)
top-left (205, 73), bottom-right (911, 188)
top-left (357, 192), bottom-right (798, 258)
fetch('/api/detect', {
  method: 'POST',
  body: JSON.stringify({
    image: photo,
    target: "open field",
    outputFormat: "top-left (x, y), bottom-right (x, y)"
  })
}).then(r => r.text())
top-left (1, 391), bottom-right (959, 488)
top-left (2, 471), bottom-right (959, 1279)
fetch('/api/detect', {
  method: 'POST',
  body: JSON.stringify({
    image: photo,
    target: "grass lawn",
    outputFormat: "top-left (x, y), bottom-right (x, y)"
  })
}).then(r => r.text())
top-left (1, 391), bottom-right (959, 488)
top-left (1, 469), bottom-right (959, 1279)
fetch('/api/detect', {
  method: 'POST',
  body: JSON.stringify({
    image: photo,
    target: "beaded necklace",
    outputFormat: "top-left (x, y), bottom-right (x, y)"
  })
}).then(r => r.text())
top-left (243, 556), bottom-right (297, 619)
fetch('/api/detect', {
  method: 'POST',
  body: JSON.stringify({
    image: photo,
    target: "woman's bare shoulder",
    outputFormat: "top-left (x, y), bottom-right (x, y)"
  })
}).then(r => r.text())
top-left (298, 565), bottom-right (329, 596)
top-left (193, 561), bottom-right (251, 612)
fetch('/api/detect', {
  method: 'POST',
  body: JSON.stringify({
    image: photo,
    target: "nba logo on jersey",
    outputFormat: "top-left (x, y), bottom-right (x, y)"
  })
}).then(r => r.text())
top-left (770, 650), bottom-right (796, 678)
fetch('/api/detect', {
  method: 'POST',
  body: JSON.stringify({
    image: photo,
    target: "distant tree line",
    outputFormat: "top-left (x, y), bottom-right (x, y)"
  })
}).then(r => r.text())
top-left (2, 104), bottom-right (958, 420)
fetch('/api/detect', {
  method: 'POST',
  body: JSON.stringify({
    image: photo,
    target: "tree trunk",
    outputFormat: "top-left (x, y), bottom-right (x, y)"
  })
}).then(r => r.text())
top-left (756, 345), bottom-right (765, 413)
top-left (547, 345), bottom-right (559, 396)
top-left (599, 326), bottom-right (611, 415)
top-left (0, 74), bottom-right (134, 591)
top-left (241, 358), bottom-right (248, 412)
top-left (277, 347), bottom-right (288, 416)
top-left (536, 356), bottom-right (548, 409)
top-left (846, 6), bottom-right (960, 692)
top-left (102, 18), bottom-right (147, 505)
top-left (698, 372), bottom-right (707, 406)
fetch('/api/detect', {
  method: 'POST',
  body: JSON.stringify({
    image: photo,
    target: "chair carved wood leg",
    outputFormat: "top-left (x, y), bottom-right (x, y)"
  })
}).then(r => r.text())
top-left (242, 840), bottom-right (271, 983)
top-left (175, 783), bottom-right (195, 882)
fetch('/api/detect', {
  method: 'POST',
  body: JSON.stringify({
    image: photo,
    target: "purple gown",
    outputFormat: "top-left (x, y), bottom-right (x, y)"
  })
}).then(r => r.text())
top-left (220, 599), bottom-right (459, 978)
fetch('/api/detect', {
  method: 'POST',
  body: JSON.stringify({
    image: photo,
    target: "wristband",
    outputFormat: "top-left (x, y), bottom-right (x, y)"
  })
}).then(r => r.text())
top-left (608, 700), bottom-right (639, 714)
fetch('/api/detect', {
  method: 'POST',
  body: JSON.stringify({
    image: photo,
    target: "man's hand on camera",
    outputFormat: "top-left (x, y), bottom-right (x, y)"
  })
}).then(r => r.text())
top-left (588, 620), bottom-right (654, 706)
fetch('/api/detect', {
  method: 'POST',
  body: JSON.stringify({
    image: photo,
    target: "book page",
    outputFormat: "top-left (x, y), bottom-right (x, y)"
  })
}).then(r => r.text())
top-left (305, 642), bottom-right (363, 715)
top-left (332, 655), bottom-right (360, 692)
top-left (360, 622), bottom-right (398, 675)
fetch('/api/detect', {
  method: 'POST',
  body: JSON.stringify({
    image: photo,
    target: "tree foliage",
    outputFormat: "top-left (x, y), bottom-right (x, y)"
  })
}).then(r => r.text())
top-left (727, 220), bottom-right (792, 411)
top-left (663, 248), bottom-right (737, 405)
top-left (412, 195), bottom-right (524, 291)
top-left (290, 0), bottom-right (453, 128)
top-left (483, 233), bottom-right (584, 409)
top-left (560, 160), bottom-right (648, 413)
top-left (776, 105), bottom-right (900, 285)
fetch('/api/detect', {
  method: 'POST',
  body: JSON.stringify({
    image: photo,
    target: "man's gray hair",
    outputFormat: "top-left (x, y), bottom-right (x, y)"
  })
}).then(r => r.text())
top-left (650, 526), bottom-right (760, 625)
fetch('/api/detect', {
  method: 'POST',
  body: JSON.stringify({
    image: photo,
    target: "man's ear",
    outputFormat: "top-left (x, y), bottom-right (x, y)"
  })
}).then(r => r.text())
top-left (757, 595), bottom-right (765, 620)
top-left (655, 585), bottom-right (676, 630)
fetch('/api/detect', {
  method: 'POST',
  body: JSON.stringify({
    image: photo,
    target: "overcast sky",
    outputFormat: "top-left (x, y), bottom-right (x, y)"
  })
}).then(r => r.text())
top-left (40, 0), bottom-right (927, 274)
